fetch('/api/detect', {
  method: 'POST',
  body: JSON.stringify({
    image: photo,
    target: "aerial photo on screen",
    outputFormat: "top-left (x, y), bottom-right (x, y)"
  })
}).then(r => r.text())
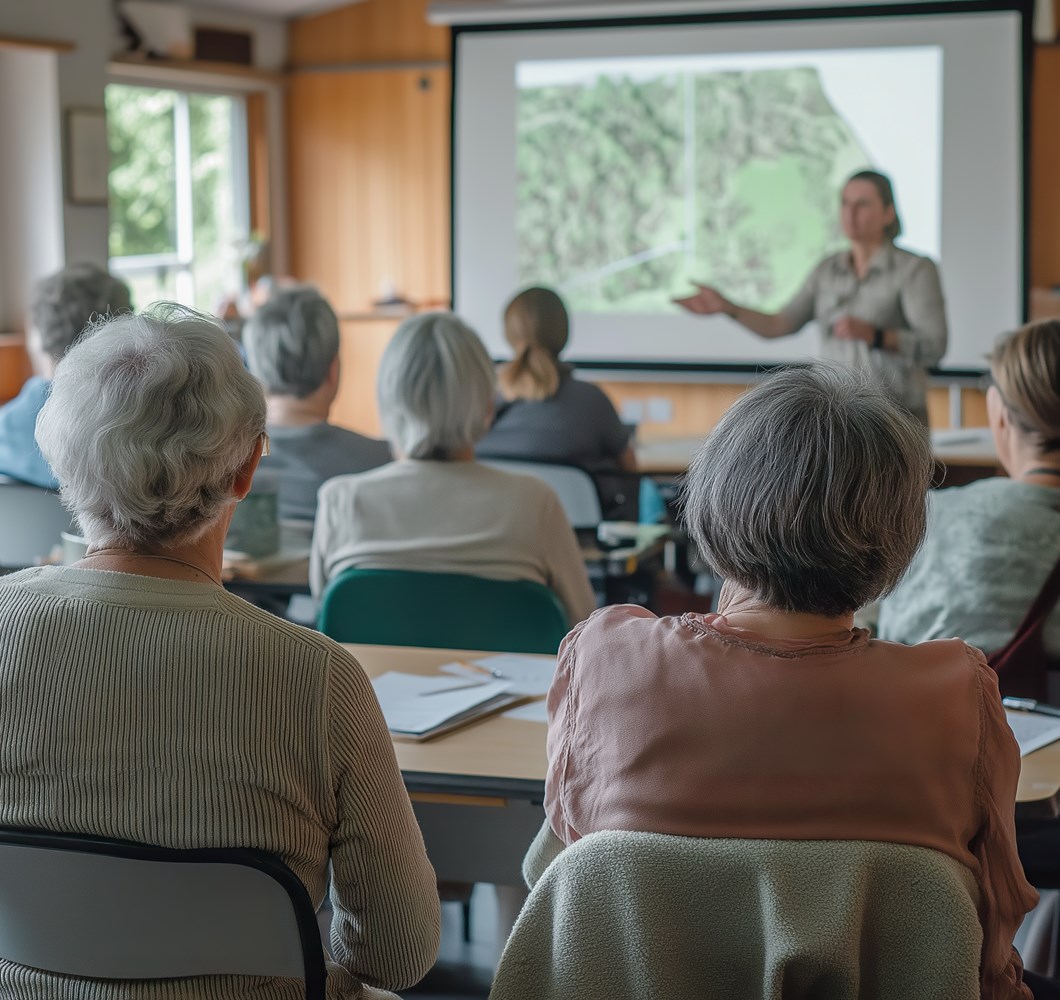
top-left (515, 49), bottom-right (938, 314)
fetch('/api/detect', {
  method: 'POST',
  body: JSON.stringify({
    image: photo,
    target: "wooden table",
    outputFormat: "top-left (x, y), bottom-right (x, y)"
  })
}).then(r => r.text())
top-left (347, 643), bottom-right (1060, 883)
top-left (347, 643), bottom-right (550, 884)
top-left (636, 429), bottom-right (1001, 487)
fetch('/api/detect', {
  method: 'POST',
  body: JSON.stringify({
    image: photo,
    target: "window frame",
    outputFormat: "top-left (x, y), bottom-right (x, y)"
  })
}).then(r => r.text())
top-left (105, 60), bottom-right (287, 308)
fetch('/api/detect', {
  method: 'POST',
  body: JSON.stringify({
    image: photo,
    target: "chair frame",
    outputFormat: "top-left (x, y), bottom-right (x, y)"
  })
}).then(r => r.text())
top-left (0, 827), bottom-right (327, 1000)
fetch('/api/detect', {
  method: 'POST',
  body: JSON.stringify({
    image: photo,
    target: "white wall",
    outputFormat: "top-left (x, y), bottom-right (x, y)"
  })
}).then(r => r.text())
top-left (0, 0), bottom-right (120, 270)
top-left (0, 49), bottom-right (65, 331)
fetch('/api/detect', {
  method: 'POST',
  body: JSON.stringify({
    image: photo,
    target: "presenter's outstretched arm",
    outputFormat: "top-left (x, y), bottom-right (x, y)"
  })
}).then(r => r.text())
top-left (673, 283), bottom-right (799, 340)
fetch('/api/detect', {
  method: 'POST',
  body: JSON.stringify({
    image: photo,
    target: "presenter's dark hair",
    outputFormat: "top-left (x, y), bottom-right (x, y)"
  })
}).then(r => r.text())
top-left (847, 170), bottom-right (902, 241)
top-left (680, 365), bottom-right (932, 617)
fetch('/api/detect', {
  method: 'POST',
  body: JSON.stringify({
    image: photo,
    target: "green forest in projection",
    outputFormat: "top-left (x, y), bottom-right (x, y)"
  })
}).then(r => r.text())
top-left (516, 66), bottom-right (869, 312)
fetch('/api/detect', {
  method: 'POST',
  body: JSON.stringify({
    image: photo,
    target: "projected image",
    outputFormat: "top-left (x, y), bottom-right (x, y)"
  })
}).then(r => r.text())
top-left (516, 47), bottom-right (942, 313)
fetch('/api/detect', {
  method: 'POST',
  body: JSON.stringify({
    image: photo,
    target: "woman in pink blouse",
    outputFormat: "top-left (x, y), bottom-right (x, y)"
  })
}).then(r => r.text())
top-left (545, 366), bottom-right (1042, 1000)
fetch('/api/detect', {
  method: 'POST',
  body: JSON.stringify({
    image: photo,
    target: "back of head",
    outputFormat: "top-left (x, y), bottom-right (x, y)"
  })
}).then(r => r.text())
top-left (681, 365), bottom-right (932, 617)
top-left (377, 312), bottom-right (496, 460)
top-left (498, 287), bottom-right (569, 402)
top-left (990, 320), bottom-right (1060, 454)
top-left (29, 264), bottom-right (132, 363)
top-left (243, 286), bottom-right (339, 398)
top-left (36, 303), bottom-right (266, 549)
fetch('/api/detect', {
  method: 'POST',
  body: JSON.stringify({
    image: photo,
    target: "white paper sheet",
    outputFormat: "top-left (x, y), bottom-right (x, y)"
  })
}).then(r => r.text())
top-left (503, 699), bottom-right (549, 724)
top-left (371, 671), bottom-right (511, 735)
top-left (440, 654), bottom-right (557, 696)
top-left (1005, 709), bottom-right (1060, 757)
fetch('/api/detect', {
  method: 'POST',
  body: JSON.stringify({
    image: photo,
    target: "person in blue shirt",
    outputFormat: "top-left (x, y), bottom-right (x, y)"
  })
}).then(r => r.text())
top-left (0, 264), bottom-right (131, 489)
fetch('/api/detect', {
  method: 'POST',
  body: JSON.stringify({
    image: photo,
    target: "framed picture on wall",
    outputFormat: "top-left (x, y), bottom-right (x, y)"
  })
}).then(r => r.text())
top-left (66, 108), bottom-right (109, 206)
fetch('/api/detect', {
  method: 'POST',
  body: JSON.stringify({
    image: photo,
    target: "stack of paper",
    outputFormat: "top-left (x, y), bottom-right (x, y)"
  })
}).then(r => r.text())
top-left (1005, 709), bottom-right (1060, 757)
top-left (441, 654), bottom-right (558, 723)
top-left (372, 671), bottom-right (525, 742)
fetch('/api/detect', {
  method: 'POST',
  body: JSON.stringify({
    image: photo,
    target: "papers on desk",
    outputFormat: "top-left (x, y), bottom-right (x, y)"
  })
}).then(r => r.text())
top-left (441, 654), bottom-right (557, 724)
top-left (372, 671), bottom-right (526, 742)
top-left (1005, 709), bottom-right (1060, 757)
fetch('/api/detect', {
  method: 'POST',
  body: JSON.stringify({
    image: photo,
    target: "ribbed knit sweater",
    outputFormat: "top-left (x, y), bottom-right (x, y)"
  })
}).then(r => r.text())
top-left (0, 566), bottom-right (440, 999)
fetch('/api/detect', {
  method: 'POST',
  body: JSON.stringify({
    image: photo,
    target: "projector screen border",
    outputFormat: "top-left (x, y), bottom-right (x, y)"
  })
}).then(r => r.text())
top-left (449, 0), bottom-right (1033, 377)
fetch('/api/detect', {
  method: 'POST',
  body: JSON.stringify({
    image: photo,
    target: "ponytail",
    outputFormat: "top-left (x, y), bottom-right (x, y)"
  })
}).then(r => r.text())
top-left (498, 343), bottom-right (561, 401)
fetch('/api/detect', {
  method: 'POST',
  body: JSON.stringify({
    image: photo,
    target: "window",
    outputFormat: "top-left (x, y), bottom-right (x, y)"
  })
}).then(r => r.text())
top-left (106, 83), bottom-right (250, 312)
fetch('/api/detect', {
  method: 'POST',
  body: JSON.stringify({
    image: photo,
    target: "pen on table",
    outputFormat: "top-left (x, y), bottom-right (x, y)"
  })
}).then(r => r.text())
top-left (418, 681), bottom-right (489, 697)
top-left (1002, 697), bottom-right (1060, 719)
top-left (458, 660), bottom-right (507, 679)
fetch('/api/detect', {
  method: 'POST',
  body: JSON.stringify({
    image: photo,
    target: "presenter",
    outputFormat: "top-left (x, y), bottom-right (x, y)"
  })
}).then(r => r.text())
top-left (675, 170), bottom-right (947, 426)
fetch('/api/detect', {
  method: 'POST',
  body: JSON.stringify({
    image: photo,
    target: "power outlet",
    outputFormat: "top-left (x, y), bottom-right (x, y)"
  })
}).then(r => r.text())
top-left (646, 396), bottom-right (673, 423)
top-left (620, 400), bottom-right (645, 424)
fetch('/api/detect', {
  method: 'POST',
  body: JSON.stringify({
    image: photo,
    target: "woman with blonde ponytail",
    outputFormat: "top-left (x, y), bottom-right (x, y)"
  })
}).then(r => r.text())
top-left (479, 286), bottom-right (637, 474)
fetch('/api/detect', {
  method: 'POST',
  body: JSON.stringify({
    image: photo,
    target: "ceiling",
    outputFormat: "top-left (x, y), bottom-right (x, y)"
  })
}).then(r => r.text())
top-left (193, 0), bottom-right (363, 17)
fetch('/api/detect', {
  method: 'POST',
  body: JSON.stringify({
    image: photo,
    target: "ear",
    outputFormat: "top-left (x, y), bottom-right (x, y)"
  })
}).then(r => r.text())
top-left (986, 384), bottom-right (1008, 432)
top-left (232, 439), bottom-right (264, 501)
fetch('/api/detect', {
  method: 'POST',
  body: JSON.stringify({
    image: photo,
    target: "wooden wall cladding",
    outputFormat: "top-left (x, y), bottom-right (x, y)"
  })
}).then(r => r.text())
top-left (286, 67), bottom-right (450, 315)
top-left (287, 0), bottom-right (448, 68)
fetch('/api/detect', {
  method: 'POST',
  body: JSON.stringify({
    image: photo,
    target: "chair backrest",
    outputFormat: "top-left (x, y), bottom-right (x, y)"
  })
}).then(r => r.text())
top-left (0, 479), bottom-right (74, 569)
top-left (490, 830), bottom-right (982, 1000)
top-left (480, 459), bottom-right (602, 529)
top-left (0, 828), bottom-right (326, 1000)
top-left (318, 568), bottom-right (570, 653)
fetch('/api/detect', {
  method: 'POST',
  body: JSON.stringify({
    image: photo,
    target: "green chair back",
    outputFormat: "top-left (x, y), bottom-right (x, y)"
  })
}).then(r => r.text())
top-left (318, 568), bottom-right (571, 654)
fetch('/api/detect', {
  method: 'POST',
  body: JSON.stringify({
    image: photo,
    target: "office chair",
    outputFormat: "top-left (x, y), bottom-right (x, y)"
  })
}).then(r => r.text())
top-left (0, 478), bottom-right (74, 568)
top-left (479, 459), bottom-right (603, 529)
top-left (0, 827), bottom-right (327, 1000)
top-left (318, 568), bottom-right (570, 653)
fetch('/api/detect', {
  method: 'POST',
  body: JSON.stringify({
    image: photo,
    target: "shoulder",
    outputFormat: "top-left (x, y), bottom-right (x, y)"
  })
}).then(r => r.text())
top-left (219, 588), bottom-right (367, 679)
top-left (0, 377), bottom-right (48, 423)
top-left (890, 246), bottom-right (940, 277)
top-left (564, 604), bottom-right (678, 660)
top-left (318, 461), bottom-right (399, 500)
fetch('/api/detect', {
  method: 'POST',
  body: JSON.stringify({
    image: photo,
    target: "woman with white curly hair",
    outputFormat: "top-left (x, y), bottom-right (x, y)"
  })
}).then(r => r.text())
top-left (0, 304), bottom-right (440, 1000)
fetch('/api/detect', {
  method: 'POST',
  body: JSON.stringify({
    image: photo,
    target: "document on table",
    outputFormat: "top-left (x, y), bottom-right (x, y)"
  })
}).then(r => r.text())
top-left (1005, 709), bottom-right (1060, 757)
top-left (440, 654), bottom-right (558, 696)
top-left (439, 655), bottom-right (557, 724)
top-left (371, 671), bottom-right (518, 740)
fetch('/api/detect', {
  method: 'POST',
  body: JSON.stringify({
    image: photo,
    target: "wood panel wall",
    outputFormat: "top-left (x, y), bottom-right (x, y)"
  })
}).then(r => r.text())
top-left (287, 0), bottom-right (1055, 438)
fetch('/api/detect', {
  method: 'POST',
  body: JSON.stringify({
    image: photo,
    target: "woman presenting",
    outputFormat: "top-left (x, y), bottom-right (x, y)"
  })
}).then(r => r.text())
top-left (675, 170), bottom-right (947, 426)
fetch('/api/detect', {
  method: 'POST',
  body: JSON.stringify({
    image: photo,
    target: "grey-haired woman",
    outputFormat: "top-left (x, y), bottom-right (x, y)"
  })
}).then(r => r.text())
top-left (542, 366), bottom-right (1039, 998)
top-left (309, 311), bottom-right (596, 626)
top-left (0, 304), bottom-right (440, 999)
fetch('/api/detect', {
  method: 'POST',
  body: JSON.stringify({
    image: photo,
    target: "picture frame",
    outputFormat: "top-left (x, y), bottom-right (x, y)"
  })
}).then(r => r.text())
top-left (66, 107), bottom-right (109, 206)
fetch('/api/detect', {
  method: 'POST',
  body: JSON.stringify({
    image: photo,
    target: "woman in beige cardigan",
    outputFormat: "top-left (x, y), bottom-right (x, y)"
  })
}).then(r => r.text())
top-left (0, 304), bottom-right (439, 999)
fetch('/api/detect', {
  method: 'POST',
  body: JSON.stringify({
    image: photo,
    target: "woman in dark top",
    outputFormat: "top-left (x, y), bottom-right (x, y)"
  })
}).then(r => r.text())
top-left (477, 287), bottom-right (636, 474)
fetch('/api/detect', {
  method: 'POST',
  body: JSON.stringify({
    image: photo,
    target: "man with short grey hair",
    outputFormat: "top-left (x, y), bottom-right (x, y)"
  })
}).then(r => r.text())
top-left (0, 263), bottom-right (131, 489)
top-left (243, 286), bottom-right (390, 521)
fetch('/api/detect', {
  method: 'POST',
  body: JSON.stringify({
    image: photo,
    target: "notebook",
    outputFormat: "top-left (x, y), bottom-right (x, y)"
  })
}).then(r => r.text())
top-left (1005, 709), bottom-right (1060, 757)
top-left (372, 671), bottom-right (527, 742)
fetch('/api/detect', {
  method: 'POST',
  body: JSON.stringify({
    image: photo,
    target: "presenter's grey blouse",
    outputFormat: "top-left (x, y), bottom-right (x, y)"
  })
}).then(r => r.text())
top-left (781, 244), bottom-right (948, 420)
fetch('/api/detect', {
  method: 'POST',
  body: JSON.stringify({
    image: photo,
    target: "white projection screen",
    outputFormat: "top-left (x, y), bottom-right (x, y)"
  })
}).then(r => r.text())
top-left (452, 4), bottom-right (1029, 372)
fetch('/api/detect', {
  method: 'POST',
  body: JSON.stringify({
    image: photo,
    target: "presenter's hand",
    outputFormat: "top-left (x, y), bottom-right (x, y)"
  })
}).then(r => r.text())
top-left (673, 283), bottom-right (733, 317)
top-left (833, 315), bottom-right (875, 345)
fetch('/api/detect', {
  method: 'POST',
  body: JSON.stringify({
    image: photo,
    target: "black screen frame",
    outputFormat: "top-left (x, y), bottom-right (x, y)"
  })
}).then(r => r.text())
top-left (449, 0), bottom-right (1033, 377)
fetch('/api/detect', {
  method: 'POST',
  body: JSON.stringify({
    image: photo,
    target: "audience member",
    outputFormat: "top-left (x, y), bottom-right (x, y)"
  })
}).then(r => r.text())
top-left (879, 320), bottom-right (1060, 694)
top-left (310, 311), bottom-right (596, 626)
top-left (541, 366), bottom-right (1040, 999)
top-left (0, 263), bottom-right (130, 489)
top-left (243, 286), bottom-right (390, 520)
top-left (0, 304), bottom-right (439, 998)
top-left (477, 286), bottom-right (635, 474)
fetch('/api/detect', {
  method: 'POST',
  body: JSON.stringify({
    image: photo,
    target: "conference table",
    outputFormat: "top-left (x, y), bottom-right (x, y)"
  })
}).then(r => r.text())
top-left (636, 427), bottom-right (1001, 485)
top-left (347, 642), bottom-right (1060, 886)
